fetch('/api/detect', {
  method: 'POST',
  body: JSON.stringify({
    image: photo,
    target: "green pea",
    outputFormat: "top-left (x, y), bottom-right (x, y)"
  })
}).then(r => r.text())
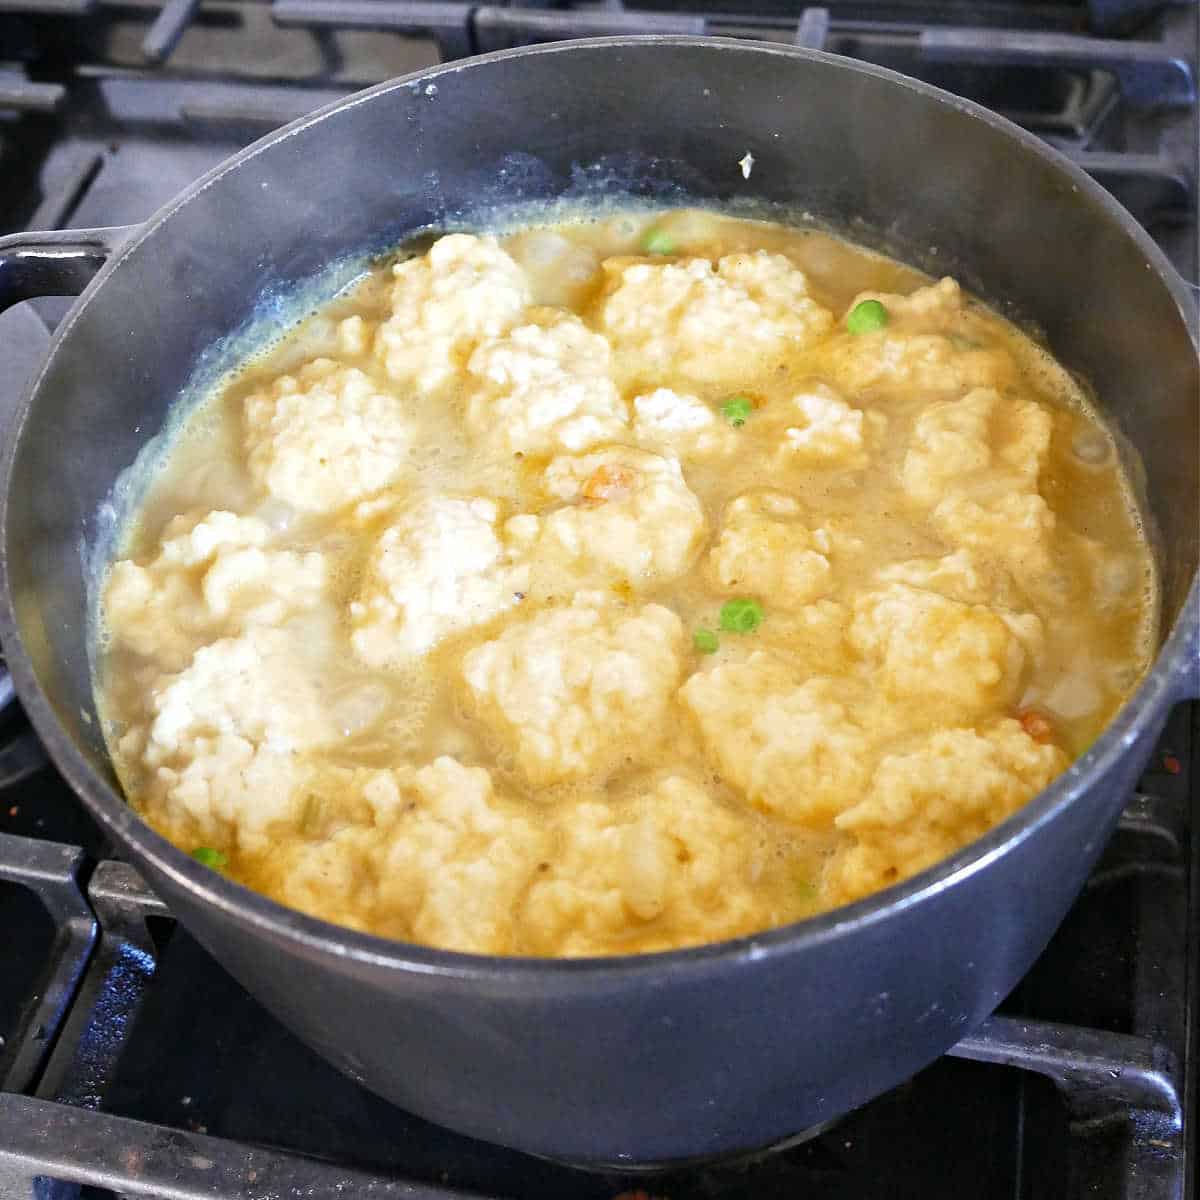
top-left (721, 396), bottom-right (754, 428)
top-left (641, 228), bottom-right (677, 256)
top-left (719, 598), bottom-right (764, 634)
top-left (846, 299), bottom-right (888, 334)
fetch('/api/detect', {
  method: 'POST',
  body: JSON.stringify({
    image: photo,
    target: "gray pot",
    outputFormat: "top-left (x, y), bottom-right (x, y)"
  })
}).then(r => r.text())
top-left (0, 38), bottom-right (1196, 1166)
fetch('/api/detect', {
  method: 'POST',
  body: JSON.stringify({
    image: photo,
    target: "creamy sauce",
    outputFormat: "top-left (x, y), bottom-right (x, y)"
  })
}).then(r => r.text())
top-left (95, 209), bottom-right (1157, 957)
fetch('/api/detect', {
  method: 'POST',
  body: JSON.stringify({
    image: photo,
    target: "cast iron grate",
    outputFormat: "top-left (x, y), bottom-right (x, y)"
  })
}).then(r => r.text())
top-left (0, 2), bottom-right (1195, 258)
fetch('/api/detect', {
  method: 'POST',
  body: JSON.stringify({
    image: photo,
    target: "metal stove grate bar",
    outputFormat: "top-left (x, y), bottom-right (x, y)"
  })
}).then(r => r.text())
top-left (260, 1), bottom-right (1198, 229)
top-left (0, 1093), bottom-right (494, 1200)
top-left (919, 27), bottom-right (1196, 107)
top-left (174, 82), bottom-right (357, 128)
top-left (265, 0), bottom-right (1200, 86)
top-left (955, 1017), bottom-right (1180, 1118)
top-left (0, 70), bottom-right (65, 114)
top-left (472, 4), bottom-right (708, 45)
top-left (271, 0), bottom-right (476, 59)
top-left (0, 834), bottom-right (95, 1096)
top-left (141, 0), bottom-right (205, 65)
top-left (951, 1020), bottom-right (1184, 1198)
top-left (952, 1016), bottom-right (1180, 1126)
top-left (0, 0), bottom-right (95, 14)
top-left (32, 860), bottom-right (168, 1110)
top-left (0, 5), bottom-right (1189, 235)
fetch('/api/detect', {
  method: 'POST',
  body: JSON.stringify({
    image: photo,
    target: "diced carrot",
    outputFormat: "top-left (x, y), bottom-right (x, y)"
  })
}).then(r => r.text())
top-left (1017, 709), bottom-right (1056, 743)
top-left (582, 463), bottom-right (636, 504)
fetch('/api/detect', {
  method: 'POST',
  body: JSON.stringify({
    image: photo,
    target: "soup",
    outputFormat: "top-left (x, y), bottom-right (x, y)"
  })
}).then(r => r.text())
top-left (94, 209), bottom-right (1156, 957)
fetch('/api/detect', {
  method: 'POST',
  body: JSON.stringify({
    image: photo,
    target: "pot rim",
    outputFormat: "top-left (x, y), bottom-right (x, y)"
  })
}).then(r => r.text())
top-left (1, 35), bottom-right (1196, 985)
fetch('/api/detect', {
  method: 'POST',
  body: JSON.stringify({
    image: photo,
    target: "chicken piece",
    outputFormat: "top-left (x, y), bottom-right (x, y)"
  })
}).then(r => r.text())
top-left (336, 314), bottom-right (372, 356)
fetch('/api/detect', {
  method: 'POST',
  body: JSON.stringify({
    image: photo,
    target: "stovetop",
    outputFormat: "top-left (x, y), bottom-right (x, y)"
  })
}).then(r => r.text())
top-left (0, 3), bottom-right (1196, 1198)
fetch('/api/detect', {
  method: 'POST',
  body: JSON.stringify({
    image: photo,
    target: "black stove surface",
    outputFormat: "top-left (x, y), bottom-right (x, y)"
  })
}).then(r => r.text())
top-left (0, 3), bottom-right (1195, 1198)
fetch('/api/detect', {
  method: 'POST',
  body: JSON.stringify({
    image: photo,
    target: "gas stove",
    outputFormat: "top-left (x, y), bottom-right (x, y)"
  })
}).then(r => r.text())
top-left (0, 4), bottom-right (1195, 1198)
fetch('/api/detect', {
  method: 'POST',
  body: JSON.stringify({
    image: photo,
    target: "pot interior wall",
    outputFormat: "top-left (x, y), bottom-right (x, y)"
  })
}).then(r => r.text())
top-left (4, 40), bottom-right (1197, 786)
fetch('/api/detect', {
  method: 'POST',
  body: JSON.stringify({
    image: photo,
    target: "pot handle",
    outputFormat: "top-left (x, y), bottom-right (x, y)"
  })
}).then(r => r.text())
top-left (0, 225), bottom-right (136, 738)
top-left (0, 226), bottom-right (136, 314)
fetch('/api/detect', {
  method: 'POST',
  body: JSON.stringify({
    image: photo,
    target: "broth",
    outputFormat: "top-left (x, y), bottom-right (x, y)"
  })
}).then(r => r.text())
top-left (94, 209), bottom-right (1157, 956)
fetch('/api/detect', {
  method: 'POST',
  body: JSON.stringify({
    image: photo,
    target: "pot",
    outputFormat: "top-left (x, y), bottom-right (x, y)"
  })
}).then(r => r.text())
top-left (0, 38), bottom-right (1196, 1166)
